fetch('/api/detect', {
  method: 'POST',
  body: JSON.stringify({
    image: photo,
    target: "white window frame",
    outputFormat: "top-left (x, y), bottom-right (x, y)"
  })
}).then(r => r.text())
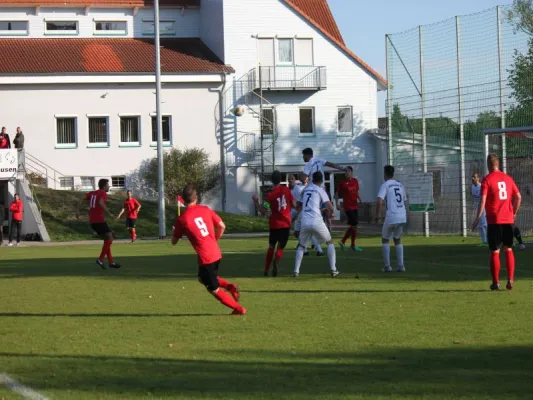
top-left (111, 176), bottom-right (126, 190)
top-left (55, 115), bottom-right (78, 149)
top-left (141, 19), bottom-right (176, 36)
top-left (44, 19), bottom-right (79, 36)
top-left (298, 107), bottom-right (315, 137)
top-left (118, 114), bottom-right (141, 147)
top-left (87, 115), bottom-right (110, 148)
top-left (277, 38), bottom-right (294, 65)
top-left (337, 106), bottom-right (353, 136)
top-left (150, 113), bottom-right (172, 146)
top-left (59, 176), bottom-right (74, 190)
top-left (0, 20), bottom-right (29, 36)
top-left (93, 19), bottom-right (128, 36)
top-left (80, 176), bottom-right (95, 191)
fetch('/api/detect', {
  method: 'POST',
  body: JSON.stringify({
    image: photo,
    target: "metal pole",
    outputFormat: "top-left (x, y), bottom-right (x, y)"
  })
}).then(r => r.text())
top-left (385, 34), bottom-right (393, 165)
top-left (218, 74), bottom-right (227, 212)
top-left (497, 6), bottom-right (507, 173)
top-left (419, 25), bottom-right (429, 237)
top-left (457, 16), bottom-right (467, 238)
top-left (484, 133), bottom-right (489, 176)
top-left (154, 0), bottom-right (166, 238)
top-left (259, 65), bottom-right (265, 193)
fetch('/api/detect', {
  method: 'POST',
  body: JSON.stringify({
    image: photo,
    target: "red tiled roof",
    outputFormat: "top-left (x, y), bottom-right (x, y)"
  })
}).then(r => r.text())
top-left (0, 38), bottom-right (233, 74)
top-left (0, 0), bottom-right (198, 6)
top-left (283, 0), bottom-right (387, 88)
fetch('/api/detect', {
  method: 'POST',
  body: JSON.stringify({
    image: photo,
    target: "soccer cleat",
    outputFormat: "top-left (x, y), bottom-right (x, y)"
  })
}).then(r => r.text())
top-left (316, 251), bottom-right (324, 257)
top-left (272, 260), bottom-right (278, 277)
top-left (339, 242), bottom-right (346, 251)
top-left (519, 244), bottom-right (526, 251)
top-left (292, 272), bottom-right (299, 278)
top-left (506, 280), bottom-right (513, 290)
top-left (490, 283), bottom-right (500, 291)
top-left (109, 262), bottom-right (121, 269)
top-left (383, 266), bottom-right (392, 273)
top-left (351, 246), bottom-right (363, 252)
top-left (263, 270), bottom-right (269, 277)
top-left (96, 259), bottom-right (107, 270)
top-left (303, 251), bottom-right (309, 256)
top-left (395, 266), bottom-right (406, 273)
top-left (331, 270), bottom-right (341, 278)
top-left (229, 284), bottom-right (240, 301)
top-left (7, 243), bottom-right (13, 247)
top-left (231, 307), bottom-right (247, 315)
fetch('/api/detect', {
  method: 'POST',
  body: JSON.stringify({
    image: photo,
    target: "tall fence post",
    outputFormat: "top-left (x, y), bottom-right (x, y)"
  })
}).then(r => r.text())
top-left (456, 16), bottom-right (467, 238)
top-left (385, 34), bottom-right (393, 165)
top-left (419, 25), bottom-right (429, 237)
top-left (497, 6), bottom-right (507, 173)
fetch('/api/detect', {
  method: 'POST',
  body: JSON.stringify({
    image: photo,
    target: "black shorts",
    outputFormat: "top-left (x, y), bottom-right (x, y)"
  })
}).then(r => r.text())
top-left (345, 209), bottom-right (359, 226)
top-left (91, 222), bottom-right (112, 237)
top-left (487, 224), bottom-right (514, 251)
top-left (269, 228), bottom-right (290, 249)
top-left (126, 218), bottom-right (137, 228)
top-left (198, 260), bottom-right (221, 292)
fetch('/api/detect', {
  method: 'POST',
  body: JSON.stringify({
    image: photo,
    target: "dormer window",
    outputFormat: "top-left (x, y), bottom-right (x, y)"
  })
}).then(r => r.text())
top-left (45, 20), bottom-right (78, 35)
top-left (94, 20), bottom-right (127, 35)
top-left (0, 21), bottom-right (28, 35)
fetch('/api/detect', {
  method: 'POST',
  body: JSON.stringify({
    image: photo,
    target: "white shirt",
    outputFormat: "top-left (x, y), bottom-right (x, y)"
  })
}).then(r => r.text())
top-left (471, 183), bottom-right (481, 205)
top-left (377, 179), bottom-right (407, 224)
top-left (303, 157), bottom-right (326, 183)
top-left (290, 183), bottom-right (305, 218)
top-left (299, 183), bottom-right (330, 225)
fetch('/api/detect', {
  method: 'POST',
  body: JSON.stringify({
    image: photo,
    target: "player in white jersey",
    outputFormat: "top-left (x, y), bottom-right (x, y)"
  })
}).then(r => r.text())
top-left (293, 172), bottom-right (340, 277)
top-left (302, 147), bottom-right (347, 185)
top-left (375, 165), bottom-right (407, 272)
top-left (471, 172), bottom-right (488, 246)
top-left (289, 173), bottom-right (324, 256)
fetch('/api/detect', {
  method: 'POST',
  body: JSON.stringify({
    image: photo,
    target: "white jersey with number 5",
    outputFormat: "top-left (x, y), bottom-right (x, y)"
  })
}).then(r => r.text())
top-left (303, 157), bottom-right (326, 184)
top-left (299, 183), bottom-right (330, 225)
top-left (378, 179), bottom-right (407, 225)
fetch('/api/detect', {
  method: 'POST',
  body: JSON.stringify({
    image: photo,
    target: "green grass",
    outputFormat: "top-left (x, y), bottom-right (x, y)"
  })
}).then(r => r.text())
top-left (35, 187), bottom-right (268, 241)
top-left (0, 235), bottom-right (532, 399)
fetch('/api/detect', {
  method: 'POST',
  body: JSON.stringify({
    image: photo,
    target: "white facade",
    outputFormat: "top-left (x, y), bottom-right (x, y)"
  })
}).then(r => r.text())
top-left (0, 0), bottom-right (385, 219)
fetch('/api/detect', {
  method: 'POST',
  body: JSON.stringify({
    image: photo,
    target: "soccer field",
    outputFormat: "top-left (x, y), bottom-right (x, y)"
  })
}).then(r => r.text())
top-left (0, 236), bottom-right (532, 400)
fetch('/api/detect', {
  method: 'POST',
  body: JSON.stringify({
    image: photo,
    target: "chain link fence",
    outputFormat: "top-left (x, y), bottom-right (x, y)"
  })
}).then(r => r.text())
top-left (386, 5), bottom-right (533, 238)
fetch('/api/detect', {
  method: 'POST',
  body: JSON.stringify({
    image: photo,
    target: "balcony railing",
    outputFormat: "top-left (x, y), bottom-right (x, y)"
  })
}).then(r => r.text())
top-left (249, 66), bottom-right (327, 91)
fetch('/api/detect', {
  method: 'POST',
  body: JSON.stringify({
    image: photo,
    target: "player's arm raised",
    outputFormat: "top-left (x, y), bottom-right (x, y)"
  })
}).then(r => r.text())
top-left (324, 161), bottom-right (347, 172)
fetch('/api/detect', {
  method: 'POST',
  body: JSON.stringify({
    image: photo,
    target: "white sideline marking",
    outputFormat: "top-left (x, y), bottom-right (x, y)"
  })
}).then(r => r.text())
top-left (0, 373), bottom-right (49, 400)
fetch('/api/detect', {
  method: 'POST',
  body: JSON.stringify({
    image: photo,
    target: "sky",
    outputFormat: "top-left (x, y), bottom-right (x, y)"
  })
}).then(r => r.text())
top-left (328, 0), bottom-right (514, 116)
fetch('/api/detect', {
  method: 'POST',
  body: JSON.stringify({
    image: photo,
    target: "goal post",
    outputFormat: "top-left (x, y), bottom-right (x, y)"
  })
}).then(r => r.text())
top-left (483, 126), bottom-right (533, 243)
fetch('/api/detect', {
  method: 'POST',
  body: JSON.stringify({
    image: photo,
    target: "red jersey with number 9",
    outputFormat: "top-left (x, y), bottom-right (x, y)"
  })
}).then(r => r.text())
top-left (481, 170), bottom-right (520, 224)
top-left (173, 204), bottom-right (222, 265)
top-left (265, 185), bottom-right (294, 229)
top-left (85, 189), bottom-right (107, 224)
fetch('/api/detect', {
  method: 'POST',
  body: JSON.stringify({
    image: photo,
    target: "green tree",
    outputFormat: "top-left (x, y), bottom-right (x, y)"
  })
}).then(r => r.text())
top-left (506, 0), bottom-right (533, 35)
top-left (142, 148), bottom-right (220, 203)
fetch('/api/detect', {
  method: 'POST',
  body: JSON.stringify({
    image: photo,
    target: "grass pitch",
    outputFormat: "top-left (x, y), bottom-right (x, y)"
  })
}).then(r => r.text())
top-left (0, 236), bottom-right (532, 399)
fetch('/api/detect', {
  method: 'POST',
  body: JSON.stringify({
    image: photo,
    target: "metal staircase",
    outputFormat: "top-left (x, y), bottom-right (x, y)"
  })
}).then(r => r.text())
top-left (214, 67), bottom-right (278, 186)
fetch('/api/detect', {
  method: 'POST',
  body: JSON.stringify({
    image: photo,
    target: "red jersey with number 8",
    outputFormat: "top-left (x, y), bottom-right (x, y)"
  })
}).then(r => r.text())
top-left (265, 185), bottom-right (294, 229)
top-left (173, 204), bottom-right (222, 265)
top-left (481, 170), bottom-right (520, 224)
top-left (85, 189), bottom-right (107, 224)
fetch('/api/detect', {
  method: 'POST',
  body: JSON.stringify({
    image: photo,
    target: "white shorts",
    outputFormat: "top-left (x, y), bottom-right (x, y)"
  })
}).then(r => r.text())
top-left (382, 223), bottom-right (404, 240)
top-left (299, 221), bottom-right (331, 247)
top-left (294, 218), bottom-right (302, 232)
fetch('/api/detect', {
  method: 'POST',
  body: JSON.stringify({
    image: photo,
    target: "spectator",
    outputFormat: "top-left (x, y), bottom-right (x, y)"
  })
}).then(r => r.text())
top-left (8, 194), bottom-right (23, 247)
top-left (0, 203), bottom-right (4, 245)
top-left (0, 127), bottom-right (11, 149)
top-left (13, 127), bottom-right (24, 149)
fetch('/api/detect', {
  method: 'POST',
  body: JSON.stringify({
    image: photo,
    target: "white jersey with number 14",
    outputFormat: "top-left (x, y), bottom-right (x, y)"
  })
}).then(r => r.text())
top-left (378, 179), bottom-right (407, 225)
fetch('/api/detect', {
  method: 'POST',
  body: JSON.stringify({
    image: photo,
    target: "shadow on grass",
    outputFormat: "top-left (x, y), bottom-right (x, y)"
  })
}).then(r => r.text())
top-left (1, 346), bottom-right (532, 398)
top-left (0, 312), bottom-right (219, 318)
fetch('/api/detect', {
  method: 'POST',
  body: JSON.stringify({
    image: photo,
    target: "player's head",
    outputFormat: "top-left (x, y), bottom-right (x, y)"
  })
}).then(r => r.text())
top-left (127, 189), bottom-right (133, 198)
top-left (312, 171), bottom-right (323, 185)
top-left (302, 147), bottom-right (313, 162)
top-left (487, 153), bottom-right (500, 172)
top-left (384, 165), bottom-right (395, 180)
top-left (271, 170), bottom-right (282, 186)
top-left (182, 184), bottom-right (198, 206)
top-left (346, 166), bottom-right (353, 178)
top-left (288, 174), bottom-right (296, 188)
top-left (98, 178), bottom-right (110, 192)
top-left (298, 172), bottom-right (308, 185)
top-left (472, 172), bottom-right (480, 185)
top-left (13, 193), bottom-right (20, 201)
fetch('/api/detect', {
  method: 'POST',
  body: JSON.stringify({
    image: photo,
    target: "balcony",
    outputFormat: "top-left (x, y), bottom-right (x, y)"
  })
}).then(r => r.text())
top-left (249, 66), bottom-right (327, 91)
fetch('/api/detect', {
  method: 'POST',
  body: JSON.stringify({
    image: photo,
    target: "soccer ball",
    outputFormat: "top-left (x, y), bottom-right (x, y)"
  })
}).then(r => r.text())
top-left (234, 105), bottom-right (245, 117)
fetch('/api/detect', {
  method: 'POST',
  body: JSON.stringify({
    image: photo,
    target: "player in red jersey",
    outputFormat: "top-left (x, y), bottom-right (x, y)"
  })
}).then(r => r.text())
top-left (76, 178), bottom-right (120, 269)
top-left (117, 190), bottom-right (142, 242)
top-left (253, 170), bottom-right (297, 277)
top-left (335, 166), bottom-right (363, 252)
top-left (472, 154), bottom-right (521, 290)
top-left (172, 184), bottom-right (246, 315)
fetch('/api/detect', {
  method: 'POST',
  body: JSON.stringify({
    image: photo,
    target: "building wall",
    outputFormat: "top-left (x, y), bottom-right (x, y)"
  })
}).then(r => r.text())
top-left (199, 0), bottom-right (224, 61)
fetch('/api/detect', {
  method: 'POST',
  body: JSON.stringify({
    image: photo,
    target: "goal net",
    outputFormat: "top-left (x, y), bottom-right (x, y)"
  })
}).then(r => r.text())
top-left (483, 127), bottom-right (533, 243)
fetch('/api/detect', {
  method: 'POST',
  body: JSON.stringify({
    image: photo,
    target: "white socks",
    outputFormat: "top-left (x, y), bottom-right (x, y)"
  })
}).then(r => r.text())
top-left (311, 236), bottom-right (323, 253)
top-left (396, 244), bottom-right (404, 267)
top-left (294, 246), bottom-right (304, 274)
top-left (382, 243), bottom-right (391, 267)
top-left (479, 225), bottom-right (487, 243)
top-left (327, 243), bottom-right (336, 271)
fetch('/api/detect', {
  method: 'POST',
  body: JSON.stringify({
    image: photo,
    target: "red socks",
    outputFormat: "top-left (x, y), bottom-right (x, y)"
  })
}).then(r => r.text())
top-left (99, 241), bottom-right (114, 263)
top-left (99, 242), bottom-right (107, 262)
top-left (275, 248), bottom-right (284, 262)
top-left (131, 228), bottom-right (136, 241)
top-left (265, 248), bottom-right (274, 273)
top-left (351, 227), bottom-right (357, 247)
top-left (215, 289), bottom-right (240, 310)
top-left (217, 276), bottom-right (232, 290)
top-left (342, 228), bottom-right (351, 244)
top-left (505, 249), bottom-right (515, 282)
top-left (490, 252), bottom-right (501, 285)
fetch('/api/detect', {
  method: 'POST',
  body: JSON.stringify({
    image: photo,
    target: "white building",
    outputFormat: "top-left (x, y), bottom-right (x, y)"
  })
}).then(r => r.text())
top-left (0, 0), bottom-right (386, 223)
